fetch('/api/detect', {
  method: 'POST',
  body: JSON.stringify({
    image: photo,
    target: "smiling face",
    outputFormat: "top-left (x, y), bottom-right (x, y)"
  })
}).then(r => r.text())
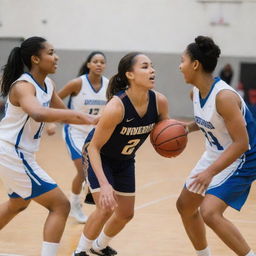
top-left (32, 41), bottom-right (59, 74)
top-left (126, 54), bottom-right (155, 90)
top-left (87, 53), bottom-right (106, 76)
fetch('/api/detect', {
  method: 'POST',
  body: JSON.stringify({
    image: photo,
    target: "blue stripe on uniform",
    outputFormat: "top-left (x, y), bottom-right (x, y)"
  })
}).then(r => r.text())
top-left (63, 124), bottom-right (82, 160)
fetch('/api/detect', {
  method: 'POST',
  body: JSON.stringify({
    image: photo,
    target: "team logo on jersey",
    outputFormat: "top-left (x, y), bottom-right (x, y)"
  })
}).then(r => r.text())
top-left (195, 116), bottom-right (214, 129)
top-left (120, 123), bottom-right (155, 136)
top-left (126, 118), bottom-right (135, 122)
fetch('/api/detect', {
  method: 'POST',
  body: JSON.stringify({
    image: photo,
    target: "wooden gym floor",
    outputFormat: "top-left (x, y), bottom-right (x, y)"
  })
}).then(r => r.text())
top-left (0, 127), bottom-right (255, 255)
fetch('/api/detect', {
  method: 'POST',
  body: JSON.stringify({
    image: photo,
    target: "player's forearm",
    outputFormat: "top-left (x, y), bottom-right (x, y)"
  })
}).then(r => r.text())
top-left (186, 121), bottom-right (199, 133)
top-left (30, 108), bottom-right (95, 124)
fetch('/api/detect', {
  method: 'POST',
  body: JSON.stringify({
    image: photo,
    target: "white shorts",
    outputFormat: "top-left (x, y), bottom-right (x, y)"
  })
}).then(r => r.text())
top-left (0, 141), bottom-right (57, 200)
top-left (63, 124), bottom-right (89, 160)
top-left (186, 151), bottom-right (241, 194)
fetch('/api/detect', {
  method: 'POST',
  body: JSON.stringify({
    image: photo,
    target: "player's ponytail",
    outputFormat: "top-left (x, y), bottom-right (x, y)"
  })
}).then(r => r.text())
top-left (1, 36), bottom-right (46, 97)
top-left (106, 52), bottom-right (142, 101)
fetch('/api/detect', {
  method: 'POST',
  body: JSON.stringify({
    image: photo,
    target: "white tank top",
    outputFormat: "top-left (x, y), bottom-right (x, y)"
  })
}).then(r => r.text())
top-left (67, 74), bottom-right (108, 133)
top-left (0, 73), bottom-right (54, 153)
top-left (193, 77), bottom-right (253, 161)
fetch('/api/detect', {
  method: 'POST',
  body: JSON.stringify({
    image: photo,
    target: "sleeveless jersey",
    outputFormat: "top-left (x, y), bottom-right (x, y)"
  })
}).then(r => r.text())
top-left (67, 74), bottom-right (108, 133)
top-left (0, 72), bottom-right (54, 153)
top-left (193, 77), bottom-right (256, 165)
top-left (86, 90), bottom-right (159, 160)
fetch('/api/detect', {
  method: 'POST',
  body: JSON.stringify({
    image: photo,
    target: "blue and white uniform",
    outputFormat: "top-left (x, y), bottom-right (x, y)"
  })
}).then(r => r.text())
top-left (0, 73), bottom-right (57, 199)
top-left (63, 74), bottom-right (108, 160)
top-left (186, 77), bottom-right (256, 210)
top-left (84, 90), bottom-right (159, 195)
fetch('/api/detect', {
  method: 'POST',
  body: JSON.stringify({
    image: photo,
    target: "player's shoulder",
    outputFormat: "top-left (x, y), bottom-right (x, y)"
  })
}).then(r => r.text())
top-left (153, 90), bottom-right (168, 104)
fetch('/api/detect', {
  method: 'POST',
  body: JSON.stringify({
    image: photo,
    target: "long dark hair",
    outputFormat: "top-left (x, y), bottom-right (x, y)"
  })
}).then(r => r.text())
top-left (78, 51), bottom-right (106, 76)
top-left (186, 35), bottom-right (221, 73)
top-left (106, 52), bottom-right (142, 101)
top-left (1, 36), bottom-right (46, 97)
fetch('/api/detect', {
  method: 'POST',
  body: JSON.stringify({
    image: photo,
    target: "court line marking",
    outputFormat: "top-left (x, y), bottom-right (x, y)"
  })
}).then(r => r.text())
top-left (135, 194), bottom-right (179, 210)
top-left (0, 254), bottom-right (24, 256)
top-left (135, 193), bottom-right (256, 224)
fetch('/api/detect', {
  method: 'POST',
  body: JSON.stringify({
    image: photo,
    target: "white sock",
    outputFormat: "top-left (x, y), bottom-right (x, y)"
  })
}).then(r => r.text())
top-left (245, 250), bottom-right (256, 256)
top-left (92, 231), bottom-right (112, 251)
top-left (76, 233), bottom-right (93, 253)
top-left (196, 247), bottom-right (211, 256)
top-left (71, 192), bottom-right (80, 203)
top-left (41, 241), bottom-right (59, 256)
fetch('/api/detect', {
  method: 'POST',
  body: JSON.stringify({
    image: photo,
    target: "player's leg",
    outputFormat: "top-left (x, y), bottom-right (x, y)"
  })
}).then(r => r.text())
top-left (33, 187), bottom-right (70, 256)
top-left (63, 125), bottom-right (87, 223)
top-left (176, 188), bottom-right (210, 255)
top-left (0, 197), bottom-right (31, 229)
top-left (70, 157), bottom-right (88, 223)
top-left (201, 194), bottom-right (254, 256)
top-left (90, 194), bottom-right (134, 255)
top-left (74, 191), bottom-right (114, 255)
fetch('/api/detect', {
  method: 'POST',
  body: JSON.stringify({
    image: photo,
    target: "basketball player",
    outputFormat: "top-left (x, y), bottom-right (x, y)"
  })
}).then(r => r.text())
top-left (48, 52), bottom-right (108, 223)
top-left (0, 37), bottom-right (98, 256)
top-left (72, 52), bottom-right (169, 256)
top-left (177, 36), bottom-right (256, 256)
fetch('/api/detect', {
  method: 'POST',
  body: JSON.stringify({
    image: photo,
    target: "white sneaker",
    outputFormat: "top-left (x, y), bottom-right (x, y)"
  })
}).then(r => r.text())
top-left (70, 201), bottom-right (88, 223)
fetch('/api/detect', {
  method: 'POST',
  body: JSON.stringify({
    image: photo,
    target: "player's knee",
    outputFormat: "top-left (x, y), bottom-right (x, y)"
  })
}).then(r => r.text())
top-left (176, 197), bottom-right (186, 215)
top-left (200, 207), bottom-right (219, 227)
top-left (176, 198), bottom-right (195, 217)
top-left (52, 197), bottom-right (70, 217)
top-left (116, 211), bottom-right (134, 223)
top-left (98, 208), bottom-right (113, 220)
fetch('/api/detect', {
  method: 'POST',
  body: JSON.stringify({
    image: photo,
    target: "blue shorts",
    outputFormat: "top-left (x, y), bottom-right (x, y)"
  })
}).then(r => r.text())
top-left (186, 151), bottom-right (256, 211)
top-left (207, 169), bottom-right (256, 211)
top-left (84, 153), bottom-right (135, 196)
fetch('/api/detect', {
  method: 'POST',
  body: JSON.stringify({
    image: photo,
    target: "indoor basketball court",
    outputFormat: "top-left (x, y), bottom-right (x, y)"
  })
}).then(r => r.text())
top-left (0, 127), bottom-right (255, 255)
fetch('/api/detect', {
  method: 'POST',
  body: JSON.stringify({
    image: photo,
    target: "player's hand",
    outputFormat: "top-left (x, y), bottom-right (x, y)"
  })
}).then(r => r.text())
top-left (175, 120), bottom-right (189, 134)
top-left (99, 183), bottom-right (118, 210)
top-left (188, 170), bottom-right (214, 194)
top-left (46, 123), bottom-right (57, 136)
top-left (92, 114), bottom-right (101, 125)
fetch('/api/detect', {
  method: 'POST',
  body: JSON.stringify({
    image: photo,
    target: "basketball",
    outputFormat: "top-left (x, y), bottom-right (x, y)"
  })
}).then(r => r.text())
top-left (150, 119), bottom-right (188, 158)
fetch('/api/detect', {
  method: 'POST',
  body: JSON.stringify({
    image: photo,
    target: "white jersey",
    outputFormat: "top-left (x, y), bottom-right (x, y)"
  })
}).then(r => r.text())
top-left (0, 73), bottom-right (54, 153)
top-left (193, 77), bottom-right (256, 162)
top-left (67, 74), bottom-right (108, 133)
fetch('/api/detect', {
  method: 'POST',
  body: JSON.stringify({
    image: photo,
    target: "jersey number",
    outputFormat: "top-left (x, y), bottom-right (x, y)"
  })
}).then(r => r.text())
top-left (89, 108), bottom-right (99, 115)
top-left (200, 127), bottom-right (224, 150)
top-left (121, 139), bottom-right (140, 155)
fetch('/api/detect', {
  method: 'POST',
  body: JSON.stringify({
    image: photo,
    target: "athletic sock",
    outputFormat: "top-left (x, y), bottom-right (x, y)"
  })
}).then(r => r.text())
top-left (75, 233), bottom-right (93, 253)
top-left (41, 241), bottom-right (59, 256)
top-left (92, 231), bottom-right (112, 251)
top-left (71, 192), bottom-right (80, 203)
top-left (196, 247), bottom-right (211, 256)
top-left (245, 250), bottom-right (256, 256)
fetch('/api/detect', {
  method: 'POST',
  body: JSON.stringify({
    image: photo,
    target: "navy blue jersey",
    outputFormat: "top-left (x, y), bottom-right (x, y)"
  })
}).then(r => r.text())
top-left (85, 90), bottom-right (159, 160)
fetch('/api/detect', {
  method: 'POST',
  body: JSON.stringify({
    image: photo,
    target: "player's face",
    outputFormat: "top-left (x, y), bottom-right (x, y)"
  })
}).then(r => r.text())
top-left (128, 54), bottom-right (155, 89)
top-left (87, 54), bottom-right (106, 76)
top-left (36, 42), bottom-right (59, 74)
top-left (179, 51), bottom-right (195, 84)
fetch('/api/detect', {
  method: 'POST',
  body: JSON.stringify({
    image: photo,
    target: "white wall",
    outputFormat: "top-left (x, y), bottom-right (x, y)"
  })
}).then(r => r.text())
top-left (0, 0), bottom-right (255, 56)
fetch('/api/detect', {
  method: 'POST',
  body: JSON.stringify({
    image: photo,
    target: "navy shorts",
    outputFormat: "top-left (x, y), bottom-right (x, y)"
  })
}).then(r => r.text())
top-left (84, 153), bottom-right (135, 196)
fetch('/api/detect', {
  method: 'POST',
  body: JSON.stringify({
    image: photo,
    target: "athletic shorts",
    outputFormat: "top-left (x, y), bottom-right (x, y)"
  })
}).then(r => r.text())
top-left (63, 124), bottom-right (89, 160)
top-left (84, 152), bottom-right (135, 196)
top-left (0, 141), bottom-right (57, 200)
top-left (186, 151), bottom-right (256, 210)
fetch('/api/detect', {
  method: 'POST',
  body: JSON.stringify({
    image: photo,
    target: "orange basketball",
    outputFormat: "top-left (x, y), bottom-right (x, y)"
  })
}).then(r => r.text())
top-left (150, 119), bottom-right (188, 158)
